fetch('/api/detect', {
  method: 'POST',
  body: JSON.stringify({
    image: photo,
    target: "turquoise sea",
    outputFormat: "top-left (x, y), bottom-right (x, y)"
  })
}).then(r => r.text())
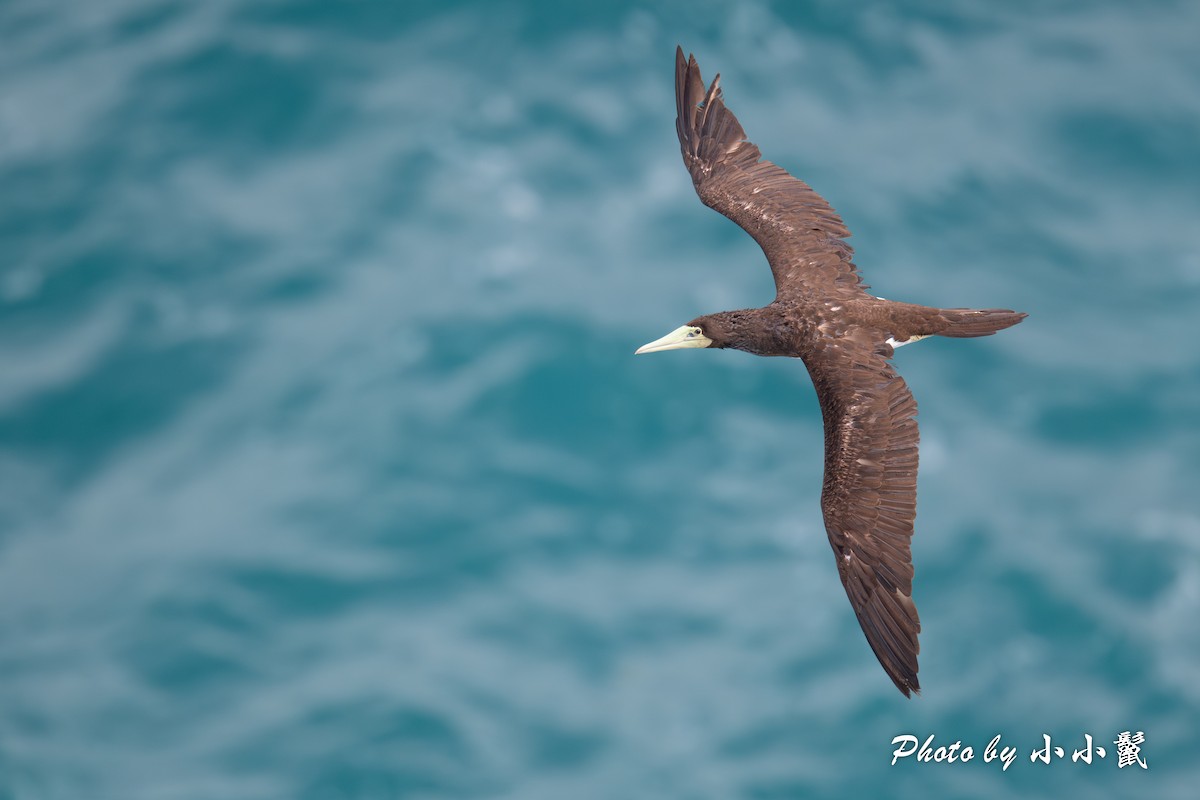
top-left (2, 1), bottom-right (1198, 798)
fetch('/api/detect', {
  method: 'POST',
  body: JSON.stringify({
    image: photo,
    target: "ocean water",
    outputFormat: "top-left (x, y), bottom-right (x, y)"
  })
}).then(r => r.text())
top-left (2, 1), bottom-right (1198, 797)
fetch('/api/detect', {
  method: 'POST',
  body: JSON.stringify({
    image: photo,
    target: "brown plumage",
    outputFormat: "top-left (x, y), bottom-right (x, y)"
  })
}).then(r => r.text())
top-left (638, 47), bottom-right (1027, 697)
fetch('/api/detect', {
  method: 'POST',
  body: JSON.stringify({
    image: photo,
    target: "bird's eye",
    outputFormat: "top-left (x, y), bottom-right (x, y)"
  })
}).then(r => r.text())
top-left (687, 330), bottom-right (698, 338)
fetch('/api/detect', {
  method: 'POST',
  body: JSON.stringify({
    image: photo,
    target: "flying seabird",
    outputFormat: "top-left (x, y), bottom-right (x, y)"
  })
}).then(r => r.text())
top-left (636, 48), bottom-right (1027, 697)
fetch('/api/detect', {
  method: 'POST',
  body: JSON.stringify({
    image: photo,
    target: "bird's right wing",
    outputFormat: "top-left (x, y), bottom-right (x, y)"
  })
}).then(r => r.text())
top-left (675, 47), bottom-right (867, 301)
top-left (803, 335), bottom-right (922, 696)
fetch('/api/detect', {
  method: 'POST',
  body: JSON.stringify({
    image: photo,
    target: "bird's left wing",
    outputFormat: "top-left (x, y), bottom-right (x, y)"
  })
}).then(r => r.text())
top-left (803, 336), bottom-right (922, 696)
top-left (675, 47), bottom-right (867, 301)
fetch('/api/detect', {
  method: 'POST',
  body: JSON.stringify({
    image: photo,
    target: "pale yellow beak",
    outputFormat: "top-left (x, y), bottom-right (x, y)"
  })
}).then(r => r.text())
top-left (635, 325), bottom-right (712, 355)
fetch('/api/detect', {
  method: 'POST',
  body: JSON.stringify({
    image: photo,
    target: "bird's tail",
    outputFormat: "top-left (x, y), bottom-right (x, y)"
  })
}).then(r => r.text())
top-left (936, 308), bottom-right (1028, 338)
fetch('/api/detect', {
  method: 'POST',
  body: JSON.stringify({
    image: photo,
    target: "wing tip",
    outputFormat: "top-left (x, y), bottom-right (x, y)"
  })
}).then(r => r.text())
top-left (894, 672), bottom-right (921, 698)
top-left (879, 638), bottom-right (921, 697)
top-left (881, 648), bottom-right (922, 698)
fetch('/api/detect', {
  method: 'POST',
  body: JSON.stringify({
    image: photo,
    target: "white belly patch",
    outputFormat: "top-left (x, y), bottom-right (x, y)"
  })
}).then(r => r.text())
top-left (886, 335), bottom-right (929, 349)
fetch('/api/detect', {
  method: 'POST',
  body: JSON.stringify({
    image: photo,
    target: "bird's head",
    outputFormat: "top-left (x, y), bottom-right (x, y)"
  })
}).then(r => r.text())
top-left (634, 320), bottom-right (713, 354)
top-left (635, 310), bottom-right (768, 355)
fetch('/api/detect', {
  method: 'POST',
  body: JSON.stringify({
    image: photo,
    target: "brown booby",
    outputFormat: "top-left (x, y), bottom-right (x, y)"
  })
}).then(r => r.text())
top-left (636, 47), bottom-right (1027, 697)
